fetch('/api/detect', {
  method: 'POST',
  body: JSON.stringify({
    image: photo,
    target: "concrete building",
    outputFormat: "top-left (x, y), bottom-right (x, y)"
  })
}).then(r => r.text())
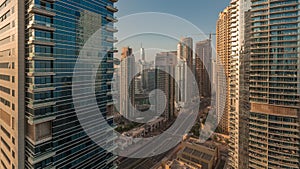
top-left (195, 39), bottom-right (212, 98)
top-left (0, 0), bottom-right (118, 168)
top-left (237, 9), bottom-right (251, 169)
top-left (216, 7), bottom-right (231, 135)
top-left (226, 0), bottom-right (251, 168)
top-left (164, 160), bottom-right (199, 169)
top-left (247, 1), bottom-right (300, 168)
top-left (120, 47), bottom-right (136, 119)
top-left (155, 51), bottom-right (177, 120)
top-left (177, 138), bottom-right (219, 169)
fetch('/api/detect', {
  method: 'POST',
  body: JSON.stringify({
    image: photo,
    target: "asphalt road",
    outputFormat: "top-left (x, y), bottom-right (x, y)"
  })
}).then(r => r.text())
top-left (118, 103), bottom-right (200, 169)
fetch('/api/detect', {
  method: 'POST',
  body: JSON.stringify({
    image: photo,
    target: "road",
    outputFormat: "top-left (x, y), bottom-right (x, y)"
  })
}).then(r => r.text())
top-left (118, 103), bottom-right (200, 169)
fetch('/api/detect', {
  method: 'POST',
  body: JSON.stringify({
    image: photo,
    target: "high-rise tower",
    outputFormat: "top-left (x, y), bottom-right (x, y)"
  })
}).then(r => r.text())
top-left (178, 37), bottom-right (194, 103)
top-left (0, 0), bottom-right (118, 168)
top-left (155, 51), bottom-right (177, 120)
top-left (195, 39), bottom-right (212, 98)
top-left (247, 0), bottom-right (300, 168)
top-left (120, 47), bottom-right (136, 119)
top-left (216, 7), bottom-right (231, 135)
top-left (227, 0), bottom-right (251, 168)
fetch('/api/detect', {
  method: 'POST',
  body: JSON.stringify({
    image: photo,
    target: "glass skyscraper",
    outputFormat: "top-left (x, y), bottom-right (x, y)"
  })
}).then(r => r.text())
top-left (0, 0), bottom-right (118, 168)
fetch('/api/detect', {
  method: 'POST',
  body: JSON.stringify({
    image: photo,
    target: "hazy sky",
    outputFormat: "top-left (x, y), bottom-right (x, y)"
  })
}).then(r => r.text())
top-left (115, 0), bottom-right (231, 60)
top-left (116, 0), bottom-right (230, 34)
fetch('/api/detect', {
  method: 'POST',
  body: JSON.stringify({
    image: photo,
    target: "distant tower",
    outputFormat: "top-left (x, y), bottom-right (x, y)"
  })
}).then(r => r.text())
top-left (175, 43), bottom-right (185, 103)
top-left (195, 39), bottom-right (212, 98)
top-left (216, 7), bottom-right (231, 135)
top-left (140, 44), bottom-right (145, 61)
top-left (120, 47), bottom-right (136, 119)
top-left (178, 37), bottom-right (194, 104)
top-left (139, 44), bottom-right (148, 89)
top-left (155, 51), bottom-right (177, 120)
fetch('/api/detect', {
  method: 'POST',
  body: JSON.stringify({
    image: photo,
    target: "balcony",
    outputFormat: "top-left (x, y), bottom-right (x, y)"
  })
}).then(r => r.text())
top-left (106, 37), bottom-right (118, 43)
top-left (28, 20), bottom-right (56, 32)
top-left (107, 101), bottom-right (114, 106)
top-left (27, 116), bottom-right (56, 125)
top-left (27, 68), bottom-right (55, 77)
top-left (28, 4), bottom-right (56, 17)
top-left (107, 47), bottom-right (118, 53)
top-left (106, 26), bottom-right (118, 33)
top-left (28, 151), bottom-right (56, 165)
top-left (28, 84), bottom-right (56, 93)
top-left (27, 101), bottom-right (56, 109)
top-left (27, 72), bottom-right (56, 77)
top-left (106, 16), bottom-right (118, 23)
top-left (106, 5), bottom-right (118, 13)
top-left (28, 53), bottom-right (55, 61)
top-left (28, 36), bottom-right (55, 46)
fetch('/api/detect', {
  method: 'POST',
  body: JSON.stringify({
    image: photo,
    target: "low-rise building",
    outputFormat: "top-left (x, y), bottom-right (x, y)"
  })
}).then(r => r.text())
top-left (177, 138), bottom-right (219, 169)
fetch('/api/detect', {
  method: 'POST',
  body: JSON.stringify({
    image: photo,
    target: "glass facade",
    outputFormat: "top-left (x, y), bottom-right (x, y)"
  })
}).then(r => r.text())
top-left (25, 0), bottom-right (117, 168)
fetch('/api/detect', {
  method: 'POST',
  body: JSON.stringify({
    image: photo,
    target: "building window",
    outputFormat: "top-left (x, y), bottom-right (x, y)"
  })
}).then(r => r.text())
top-left (1, 126), bottom-right (10, 138)
top-left (1, 148), bottom-right (11, 164)
top-left (12, 137), bottom-right (15, 145)
top-left (11, 117), bottom-right (14, 130)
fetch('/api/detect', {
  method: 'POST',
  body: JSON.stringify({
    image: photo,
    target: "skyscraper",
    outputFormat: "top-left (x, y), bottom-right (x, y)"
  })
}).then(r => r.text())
top-left (155, 51), bottom-right (177, 120)
top-left (181, 38), bottom-right (193, 71)
top-left (238, 9), bottom-right (251, 169)
top-left (247, 0), bottom-right (300, 168)
top-left (175, 43), bottom-right (185, 104)
top-left (216, 7), bottom-right (231, 135)
top-left (0, 0), bottom-right (118, 168)
top-left (195, 39), bottom-right (212, 98)
top-left (178, 37), bottom-right (193, 103)
top-left (120, 47), bottom-right (136, 119)
top-left (140, 45), bottom-right (145, 61)
top-left (227, 0), bottom-right (251, 168)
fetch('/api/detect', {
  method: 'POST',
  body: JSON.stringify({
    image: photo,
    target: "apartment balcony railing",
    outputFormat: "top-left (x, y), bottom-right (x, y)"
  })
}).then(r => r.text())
top-left (106, 5), bottom-right (118, 13)
top-left (106, 15), bottom-right (118, 23)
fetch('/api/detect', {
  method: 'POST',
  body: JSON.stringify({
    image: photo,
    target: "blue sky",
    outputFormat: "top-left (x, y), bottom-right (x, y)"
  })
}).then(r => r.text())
top-left (116, 0), bottom-right (230, 34)
top-left (115, 0), bottom-right (231, 60)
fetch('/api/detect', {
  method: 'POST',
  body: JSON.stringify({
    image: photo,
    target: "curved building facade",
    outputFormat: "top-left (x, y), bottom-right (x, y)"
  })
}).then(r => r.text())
top-left (0, 0), bottom-right (118, 168)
